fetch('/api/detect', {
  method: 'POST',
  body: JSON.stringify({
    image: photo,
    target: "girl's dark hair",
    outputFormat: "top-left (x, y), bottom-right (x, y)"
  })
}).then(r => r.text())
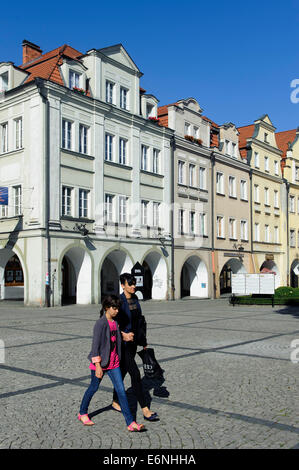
top-left (100, 295), bottom-right (121, 317)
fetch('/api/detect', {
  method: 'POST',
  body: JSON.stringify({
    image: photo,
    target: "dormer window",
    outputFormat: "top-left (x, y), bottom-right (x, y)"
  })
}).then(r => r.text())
top-left (264, 132), bottom-right (268, 143)
top-left (69, 70), bottom-right (81, 89)
top-left (120, 87), bottom-right (128, 110)
top-left (0, 72), bottom-right (8, 92)
top-left (146, 104), bottom-right (154, 118)
top-left (106, 81), bottom-right (114, 104)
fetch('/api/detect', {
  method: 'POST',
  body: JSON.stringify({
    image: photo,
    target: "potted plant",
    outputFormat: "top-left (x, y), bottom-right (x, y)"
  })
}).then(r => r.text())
top-left (148, 116), bottom-right (159, 123)
top-left (73, 87), bottom-right (86, 95)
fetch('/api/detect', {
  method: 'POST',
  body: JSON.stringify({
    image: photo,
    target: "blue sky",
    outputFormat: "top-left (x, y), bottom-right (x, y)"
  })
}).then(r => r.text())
top-left (1, 0), bottom-right (299, 131)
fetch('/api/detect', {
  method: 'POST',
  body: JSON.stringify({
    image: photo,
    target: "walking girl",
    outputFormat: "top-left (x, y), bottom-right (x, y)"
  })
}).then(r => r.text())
top-left (78, 295), bottom-right (145, 432)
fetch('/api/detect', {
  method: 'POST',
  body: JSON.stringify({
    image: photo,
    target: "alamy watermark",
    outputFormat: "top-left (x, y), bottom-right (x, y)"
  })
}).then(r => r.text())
top-left (290, 80), bottom-right (299, 103)
top-left (0, 339), bottom-right (4, 363)
top-left (290, 339), bottom-right (299, 364)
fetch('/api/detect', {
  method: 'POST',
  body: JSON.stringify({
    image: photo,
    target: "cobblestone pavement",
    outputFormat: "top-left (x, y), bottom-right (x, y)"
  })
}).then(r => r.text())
top-left (0, 299), bottom-right (298, 449)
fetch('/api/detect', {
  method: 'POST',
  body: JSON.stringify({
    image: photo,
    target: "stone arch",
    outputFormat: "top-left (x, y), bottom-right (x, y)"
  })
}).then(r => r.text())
top-left (99, 247), bottom-right (134, 300)
top-left (290, 258), bottom-right (299, 288)
top-left (59, 243), bottom-right (93, 305)
top-left (0, 247), bottom-right (27, 302)
top-left (219, 257), bottom-right (247, 295)
top-left (180, 254), bottom-right (208, 298)
top-left (260, 260), bottom-right (280, 289)
top-left (140, 249), bottom-right (168, 300)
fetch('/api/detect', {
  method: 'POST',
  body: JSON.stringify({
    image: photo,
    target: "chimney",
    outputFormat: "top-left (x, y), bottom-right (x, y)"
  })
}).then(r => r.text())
top-left (22, 40), bottom-right (42, 65)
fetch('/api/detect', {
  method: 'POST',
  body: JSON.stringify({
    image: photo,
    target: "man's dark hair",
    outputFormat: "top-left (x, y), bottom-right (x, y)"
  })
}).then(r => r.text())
top-left (120, 272), bottom-right (136, 285)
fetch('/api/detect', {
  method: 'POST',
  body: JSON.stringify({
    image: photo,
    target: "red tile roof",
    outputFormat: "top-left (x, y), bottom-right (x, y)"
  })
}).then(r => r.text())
top-left (19, 45), bottom-right (84, 86)
top-left (237, 124), bottom-right (255, 160)
top-left (275, 129), bottom-right (296, 158)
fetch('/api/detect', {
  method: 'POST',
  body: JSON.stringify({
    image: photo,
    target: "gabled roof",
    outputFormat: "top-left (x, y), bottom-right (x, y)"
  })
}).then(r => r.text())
top-left (19, 44), bottom-right (84, 85)
top-left (95, 43), bottom-right (141, 73)
top-left (275, 129), bottom-right (297, 158)
top-left (237, 124), bottom-right (255, 159)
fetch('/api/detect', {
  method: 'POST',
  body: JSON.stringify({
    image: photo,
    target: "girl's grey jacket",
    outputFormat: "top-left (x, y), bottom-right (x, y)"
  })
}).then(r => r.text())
top-left (87, 315), bottom-right (122, 368)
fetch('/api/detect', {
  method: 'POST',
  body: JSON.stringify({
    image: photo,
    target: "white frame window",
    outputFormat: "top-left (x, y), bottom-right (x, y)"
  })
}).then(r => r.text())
top-left (153, 149), bottom-right (159, 174)
top-left (240, 180), bottom-right (248, 200)
top-left (62, 186), bottom-right (73, 217)
top-left (264, 156), bottom-right (269, 172)
top-left (178, 209), bottom-right (184, 235)
top-left (79, 124), bottom-right (89, 154)
top-left (225, 140), bottom-right (230, 155)
top-left (216, 172), bottom-right (224, 194)
top-left (189, 164), bottom-right (195, 187)
top-left (105, 134), bottom-right (114, 162)
top-left (290, 195), bottom-right (295, 213)
top-left (189, 211), bottom-right (195, 234)
top-left (265, 224), bottom-right (270, 243)
top-left (184, 122), bottom-right (191, 136)
top-left (1, 122), bottom-right (8, 153)
top-left (120, 87), bottom-right (128, 110)
top-left (254, 223), bottom-right (260, 242)
top-left (228, 176), bottom-right (236, 197)
top-left (254, 184), bottom-right (260, 203)
top-left (141, 145), bottom-right (148, 171)
top-left (62, 119), bottom-right (73, 150)
top-left (199, 213), bottom-right (207, 236)
top-left (141, 200), bottom-right (149, 226)
top-left (119, 138), bottom-right (127, 165)
top-left (199, 167), bottom-right (206, 190)
top-left (0, 204), bottom-right (8, 218)
top-left (119, 196), bottom-right (127, 224)
top-left (69, 70), bottom-right (80, 89)
top-left (106, 81), bottom-right (114, 104)
top-left (13, 186), bottom-right (22, 216)
top-left (229, 217), bottom-right (236, 239)
top-left (79, 189), bottom-right (89, 218)
top-left (274, 190), bottom-right (279, 208)
top-left (254, 152), bottom-right (260, 168)
top-left (274, 226), bottom-right (279, 244)
top-left (274, 160), bottom-right (279, 175)
top-left (231, 142), bottom-right (236, 158)
top-left (290, 229), bottom-right (296, 248)
top-left (0, 72), bottom-right (8, 92)
top-left (264, 187), bottom-right (270, 205)
top-left (240, 220), bottom-right (248, 241)
top-left (178, 161), bottom-right (185, 184)
top-left (153, 202), bottom-right (160, 227)
top-left (193, 126), bottom-right (199, 139)
top-left (216, 215), bottom-right (225, 238)
top-left (15, 117), bottom-right (23, 150)
top-left (105, 194), bottom-right (114, 223)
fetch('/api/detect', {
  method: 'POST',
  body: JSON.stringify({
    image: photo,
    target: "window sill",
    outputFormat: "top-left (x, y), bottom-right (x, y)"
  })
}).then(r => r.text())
top-left (141, 169), bottom-right (164, 178)
top-left (229, 195), bottom-right (237, 199)
top-left (105, 160), bottom-right (132, 170)
top-left (216, 192), bottom-right (225, 197)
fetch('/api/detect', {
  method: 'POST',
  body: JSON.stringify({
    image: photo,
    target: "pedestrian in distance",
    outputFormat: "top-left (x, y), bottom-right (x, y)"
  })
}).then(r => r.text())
top-left (111, 273), bottom-right (159, 422)
top-left (78, 294), bottom-right (145, 432)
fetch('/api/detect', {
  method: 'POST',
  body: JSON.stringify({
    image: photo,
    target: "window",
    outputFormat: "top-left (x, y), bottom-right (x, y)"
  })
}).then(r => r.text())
top-left (79, 189), bottom-right (89, 218)
top-left (62, 119), bottom-right (72, 150)
top-left (153, 202), bottom-right (160, 227)
top-left (15, 118), bottom-right (23, 149)
top-left (146, 104), bottom-right (154, 118)
top-left (199, 213), bottom-right (207, 236)
top-left (274, 160), bottom-right (279, 175)
top-left (229, 218), bottom-right (236, 239)
top-left (153, 149), bottom-right (159, 174)
top-left (240, 180), bottom-right (248, 200)
top-left (274, 190), bottom-right (279, 208)
top-left (296, 167), bottom-right (299, 181)
top-left (274, 226), bottom-right (279, 243)
top-left (297, 197), bottom-right (299, 214)
top-left (106, 81), bottom-right (114, 104)
top-left (185, 122), bottom-right (191, 136)
top-left (178, 209), bottom-right (184, 235)
top-left (189, 211), bottom-right (195, 234)
top-left (119, 138), bottom-right (127, 165)
top-left (69, 70), bottom-right (80, 89)
top-left (0, 205), bottom-right (8, 218)
top-left (290, 195), bottom-right (295, 213)
top-left (264, 156), bottom-right (269, 172)
top-left (254, 223), bottom-right (260, 242)
top-left (241, 220), bottom-right (248, 241)
top-left (189, 164), bottom-right (195, 187)
top-left (120, 87), bottom-right (128, 110)
top-left (232, 143), bottom-right (236, 158)
top-left (216, 172), bottom-right (224, 194)
top-left (254, 152), bottom-right (259, 168)
top-left (141, 145), bottom-right (148, 171)
top-left (228, 176), bottom-right (236, 197)
top-left (13, 186), bottom-right (22, 216)
top-left (119, 196), bottom-right (127, 223)
top-left (199, 167), bottom-right (206, 190)
top-left (141, 200), bottom-right (148, 225)
top-left (264, 133), bottom-right (268, 143)
top-left (178, 161), bottom-right (185, 184)
top-left (265, 224), bottom-right (270, 243)
top-left (225, 140), bottom-right (230, 155)
top-left (264, 187), bottom-right (270, 206)
top-left (105, 194), bottom-right (114, 222)
top-left (0, 72), bottom-right (8, 92)
top-left (254, 184), bottom-right (260, 203)
top-left (290, 229), bottom-right (296, 248)
top-left (105, 134), bottom-right (114, 161)
top-left (79, 124), bottom-right (88, 154)
top-left (1, 122), bottom-right (8, 153)
top-left (193, 126), bottom-right (199, 139)
top-left (217, 216), bottom-right (224, 238)
top-left (62, 186), bottom-right (72, 216)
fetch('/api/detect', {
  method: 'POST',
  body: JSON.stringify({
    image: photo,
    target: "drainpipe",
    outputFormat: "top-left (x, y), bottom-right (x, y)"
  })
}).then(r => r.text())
top-left (284, 178), bottom-right (290, 286)
top-left (249, 169), bottom-right (254, 268)
top-left (170, 134), bottom-right (175, 300)
top-left (211, 152), bottom-right (216, 299)
top-left (35, 78), bottom-right (51, 307)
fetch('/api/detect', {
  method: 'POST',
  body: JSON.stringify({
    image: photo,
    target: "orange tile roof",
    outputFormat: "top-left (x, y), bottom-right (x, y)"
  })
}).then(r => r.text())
top-left (237, 124), bottom-right (255, 160)
top-left (275, 129), bottom-right (296, 158)
top-left (20, 44), bottom-right (84, 86)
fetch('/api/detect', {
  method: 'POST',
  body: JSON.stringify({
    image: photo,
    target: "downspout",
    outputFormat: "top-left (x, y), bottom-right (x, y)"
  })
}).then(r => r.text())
top-left (211, 151), bottom-right (216, 299)
top-left (249, 168), bottom-right (254, 271)
top-left (170, 134), bottom-right (175, 300)
top-left (35, 78), bottom-right (51, 307)
top-left (284, 178), bottom-right (290, 286)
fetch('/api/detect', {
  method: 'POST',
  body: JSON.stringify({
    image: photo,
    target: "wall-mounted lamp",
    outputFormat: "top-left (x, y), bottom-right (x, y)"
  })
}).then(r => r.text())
top-left (73, 223), bottom-right (89, 236)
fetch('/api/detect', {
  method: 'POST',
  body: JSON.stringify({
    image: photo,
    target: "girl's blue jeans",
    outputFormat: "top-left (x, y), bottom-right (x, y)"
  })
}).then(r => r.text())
top-left (79, 366), bottom-right (134, 426)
